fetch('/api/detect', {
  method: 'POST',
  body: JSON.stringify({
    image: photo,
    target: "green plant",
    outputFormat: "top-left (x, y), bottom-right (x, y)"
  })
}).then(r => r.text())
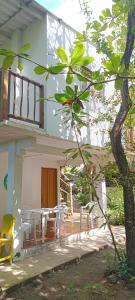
top-left (66, 283), bottom-right (76, 293)
top-left (103, 252), bottom-right (114, 276)
top-left (75, 170), bottom-right (94, 205)
top-left (116, 248), bottom-right (133, 281)
top-left (107, 187), bottom-right (124, 225)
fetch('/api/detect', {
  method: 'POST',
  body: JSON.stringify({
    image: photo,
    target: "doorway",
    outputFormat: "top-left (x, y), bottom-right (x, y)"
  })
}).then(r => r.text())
top-left (41, 168), bottom-right (57, 208)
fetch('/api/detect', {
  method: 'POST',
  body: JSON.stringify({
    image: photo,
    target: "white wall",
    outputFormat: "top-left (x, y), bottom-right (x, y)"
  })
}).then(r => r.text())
top-left (0, 152), bottom-right (8, 217)
top-left (46, 14), bottom-right (76, 140)
top-left (0, 12), bottom-right (108, 147)
top-left (22, 154), bottom-right (60, 209)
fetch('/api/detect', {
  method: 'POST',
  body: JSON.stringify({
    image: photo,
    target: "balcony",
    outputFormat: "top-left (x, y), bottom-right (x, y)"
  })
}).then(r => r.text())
top-left (0, 69), bottom-right (44, 128)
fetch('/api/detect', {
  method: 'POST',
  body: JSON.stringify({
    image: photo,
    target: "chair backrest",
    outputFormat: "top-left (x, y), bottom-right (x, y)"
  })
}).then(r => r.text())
top-left (1, 214), bottom-right (15, 239)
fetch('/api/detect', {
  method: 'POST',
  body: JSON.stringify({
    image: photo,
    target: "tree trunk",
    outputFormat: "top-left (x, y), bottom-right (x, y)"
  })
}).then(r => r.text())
top-left (110, 2), bottom-right (135, 272)
top-left (123, 183), bottom-right (135, 270)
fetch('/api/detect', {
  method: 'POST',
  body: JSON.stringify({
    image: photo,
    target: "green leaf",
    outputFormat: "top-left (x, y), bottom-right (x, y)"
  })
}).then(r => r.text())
top-left (34, 65), bottom-right (47, 75)
top-left (66, 86), bottom-right (74, 96)
top-left (75, 85), bottom-right (78, 93)
top-left (77, 74), bottom-right (88, 82)
top-left (0, 49), bottom-right (16, 56)
top-left (79, 91), bottom-right (89, 100)
top-left (66, 71), bottom-right (73, 84)
top-left (74, 114), bottom-right (87, 127)
top-left (130, 107), bottom-right (135, 114)
top-left (77, 56), bottom-right (94, 66)
top-left (92, 20), bottom-right (101, 31)
top-left (73, 102), bottom-right (81, 113)
top-left (102, 8), bottom-right (111, 17)
top-left (47, 64), bottom-right (67, 74)
top-left (71, 43), bottom-right (85, 65)
top-left (45, 73), bottom-right (49, 81)
top-left (102, 60), bottom-right (115, 72)
top-left (57, 47), bottom-right (69, 64)
top-left (110, 54), bottom-right (121, 69)
top-left (94, 84), bottom-right (103, 91)
top-left (64, 148), bottom-right (76, 155)
top-left (115, 79), bottom-right (123, 90)
top-left (21, 43), bottom-right (31, 52)
top-left (2, 56), bottom-right (15, 69)
top-left (55, 93), bottom-right (68, 103)
top-left (82, 150), bottom-right (92, 161)
top-left (72, 151), bottom-right (79, 159)
top-left (18, 57), bottom-right (23, 72)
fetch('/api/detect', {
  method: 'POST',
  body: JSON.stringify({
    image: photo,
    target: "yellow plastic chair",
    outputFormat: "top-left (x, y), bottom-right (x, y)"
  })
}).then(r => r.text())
top-left (0, 214), bottom-right (15, 264)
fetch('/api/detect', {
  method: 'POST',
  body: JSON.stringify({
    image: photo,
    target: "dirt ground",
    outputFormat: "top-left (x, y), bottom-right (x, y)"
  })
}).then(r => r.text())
top-left (5, 248), bottom-right (135, 300)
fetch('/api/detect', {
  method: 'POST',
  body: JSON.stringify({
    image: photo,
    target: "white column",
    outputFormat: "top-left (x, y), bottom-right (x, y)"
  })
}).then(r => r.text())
top-left (7, 143), bottom-right (23, 257)
top-left (95, 180), bottom-right (107, 225)
top-left (96, 180), bottom-right (107, 212)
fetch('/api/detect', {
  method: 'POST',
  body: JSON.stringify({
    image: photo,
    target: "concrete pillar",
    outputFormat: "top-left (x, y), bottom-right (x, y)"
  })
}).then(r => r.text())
top-left (7, 143), bottom-right (23, 257)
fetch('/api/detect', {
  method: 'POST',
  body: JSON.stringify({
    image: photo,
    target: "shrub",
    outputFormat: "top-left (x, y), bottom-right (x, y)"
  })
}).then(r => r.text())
top-left (107, 187), bottom-right (124, 225)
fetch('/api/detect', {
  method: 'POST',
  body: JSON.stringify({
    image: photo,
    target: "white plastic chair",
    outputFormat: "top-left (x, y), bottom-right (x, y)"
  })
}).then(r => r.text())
top-left (21, 209), bottom-right (40, 247)
top-left (80, 201), bottom-right (98, 230)
top-left (46, 206), bottom-right (66, 238)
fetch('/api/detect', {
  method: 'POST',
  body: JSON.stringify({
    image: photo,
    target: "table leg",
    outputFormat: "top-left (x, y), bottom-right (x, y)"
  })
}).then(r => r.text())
top-left (42, 214), bottom-right (45, 243)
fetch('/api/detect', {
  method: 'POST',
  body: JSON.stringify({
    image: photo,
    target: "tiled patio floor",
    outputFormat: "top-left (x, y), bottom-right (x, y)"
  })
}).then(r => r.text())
top-left (23, 213), bottom-right (98, 249)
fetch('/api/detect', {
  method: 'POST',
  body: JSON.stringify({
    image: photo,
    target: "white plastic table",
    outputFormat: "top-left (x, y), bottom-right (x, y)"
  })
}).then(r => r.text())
top-left (28, 207), bottom-right (64, 243)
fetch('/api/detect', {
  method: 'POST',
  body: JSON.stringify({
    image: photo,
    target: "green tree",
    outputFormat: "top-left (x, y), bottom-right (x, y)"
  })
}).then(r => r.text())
top-left (1, 0), bottom-right (135, 272)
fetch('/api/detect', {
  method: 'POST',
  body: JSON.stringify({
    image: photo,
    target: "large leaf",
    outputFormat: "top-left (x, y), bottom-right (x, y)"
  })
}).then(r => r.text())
top-left (66, 86), bottom-right (74, 96)
top-left (77, 74), bottom-right (88, 82)
top-left (92, 20), bottom-right (101, 30)
top-left (94, 84), bottom-right (103, 91)
top-left (2, 56), bottom-right (15, 69)
top-left (102, 8), bottom-right (111, 17)
top-left (110, 53), bottom-right (121, 69)
top-left (0, 49), bottom-right (16, 56)
top-left (73, 102), bottom-right (81, 113)
top-left (34, 65), bottom-right (47, 75)
top-left (77, 56), bottom-right (94, 66)
top-left (57, 47), bottom-right (68, 64)
top-left (71, 43), bottom-right (85, 65)
top-left (55, 93), bottom-right (69, 103)
top-left (66, 71), bottom-right (73, 84)
top-left (21, 43), bottom-right (31, 52)
top-left (79, 91), bottom-right (89, 100)
top-left (82, 150), bottom-right (92, 161)
top-left (47, 64), bottom-right (67, 74)
top-left (102, 60), bottom-right (116, 73)
top-left (18, 57), bottom-right (23, 72)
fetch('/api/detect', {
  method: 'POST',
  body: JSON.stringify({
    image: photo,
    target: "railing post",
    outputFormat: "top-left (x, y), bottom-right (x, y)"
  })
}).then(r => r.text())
top-left (39, 85), bottom-right (44, 128)
top-left (0, 69), bottom-right (9, 121)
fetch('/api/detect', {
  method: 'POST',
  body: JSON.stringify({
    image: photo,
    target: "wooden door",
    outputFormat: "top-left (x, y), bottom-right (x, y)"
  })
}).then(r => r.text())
top-left (41, 168), bottom-right (57, 208)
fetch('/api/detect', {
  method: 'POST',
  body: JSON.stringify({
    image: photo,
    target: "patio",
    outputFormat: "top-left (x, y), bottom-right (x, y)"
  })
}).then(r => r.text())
top-left (21, 210), bottom-right (100, 250)
top-left (0, 226), bottom-right (125, 294)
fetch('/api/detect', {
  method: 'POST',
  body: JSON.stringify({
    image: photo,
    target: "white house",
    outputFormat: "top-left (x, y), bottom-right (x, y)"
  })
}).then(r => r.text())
top-left (0, 0), bottom-right (107, 258)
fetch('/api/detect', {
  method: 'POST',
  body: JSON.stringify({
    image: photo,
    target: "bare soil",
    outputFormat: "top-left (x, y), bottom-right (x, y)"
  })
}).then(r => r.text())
top-left (5, 248), bottom-right (135, 300)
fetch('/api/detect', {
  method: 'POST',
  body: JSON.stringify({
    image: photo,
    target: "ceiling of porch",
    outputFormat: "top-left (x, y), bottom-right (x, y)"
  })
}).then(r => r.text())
top-left (0, 0), bottom-right (46, 47)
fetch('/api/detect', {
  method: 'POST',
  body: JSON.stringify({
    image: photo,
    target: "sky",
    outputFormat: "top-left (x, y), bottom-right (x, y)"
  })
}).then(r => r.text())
top-left (36, 0), bottom-right (112, 31)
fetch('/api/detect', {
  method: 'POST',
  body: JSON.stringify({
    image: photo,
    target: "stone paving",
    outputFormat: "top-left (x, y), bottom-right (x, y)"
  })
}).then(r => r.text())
top-left (0, 226), bottom-right (125, 293)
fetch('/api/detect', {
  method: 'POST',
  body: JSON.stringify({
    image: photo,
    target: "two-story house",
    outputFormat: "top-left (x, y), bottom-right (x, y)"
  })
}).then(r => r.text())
top-left (0, 0), bottom-right (107, 258)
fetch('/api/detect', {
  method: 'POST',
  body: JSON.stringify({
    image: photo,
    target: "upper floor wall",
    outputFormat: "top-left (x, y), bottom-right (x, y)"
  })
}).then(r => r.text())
top-left (0, 8), bottom-right (107, 147)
